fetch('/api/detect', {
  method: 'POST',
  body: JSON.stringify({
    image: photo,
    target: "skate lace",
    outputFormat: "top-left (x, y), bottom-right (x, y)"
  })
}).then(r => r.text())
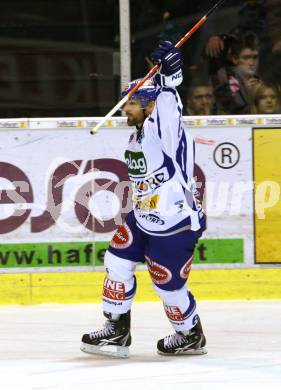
top-left (164, 332), bottom-right (186, 349)
top-left (89, 320), bottom-right (115, 340)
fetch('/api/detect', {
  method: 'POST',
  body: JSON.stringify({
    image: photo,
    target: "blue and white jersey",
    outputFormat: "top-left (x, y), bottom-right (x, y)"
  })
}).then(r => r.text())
top-left (125, 86), bottom-right (204, 235)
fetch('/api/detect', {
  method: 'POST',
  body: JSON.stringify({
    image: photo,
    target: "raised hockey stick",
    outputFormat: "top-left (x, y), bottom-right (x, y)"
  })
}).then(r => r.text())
top-left (91, 0), bottom-right (227, 135)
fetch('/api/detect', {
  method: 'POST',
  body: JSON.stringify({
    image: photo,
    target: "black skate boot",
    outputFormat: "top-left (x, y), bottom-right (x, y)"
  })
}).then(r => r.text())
top-left (157, 316), bottom-right (207, 356)
top-left (80, 311), bottom-right (131, 358)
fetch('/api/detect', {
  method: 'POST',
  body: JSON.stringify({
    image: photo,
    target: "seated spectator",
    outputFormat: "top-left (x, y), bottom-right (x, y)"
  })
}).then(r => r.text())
top-left (205, 0), bottom-right (267, 75)
top-left (212, 32), bottom-right (262, 114)
top-left (185, 79), bottom-right (216, 116)
top-left (251, 83), bottom-right (280, 114)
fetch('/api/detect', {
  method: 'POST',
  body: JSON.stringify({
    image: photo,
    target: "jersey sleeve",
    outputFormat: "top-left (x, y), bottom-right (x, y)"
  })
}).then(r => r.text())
top-left (152, 87), bottom-right (184, 158)
top-left (151, 86), bottom-right (195, 185)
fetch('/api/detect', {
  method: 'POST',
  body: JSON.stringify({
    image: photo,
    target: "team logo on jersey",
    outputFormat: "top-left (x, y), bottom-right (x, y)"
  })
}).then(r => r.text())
top-left (133, 194), bottom-right (159, 212)
top-left (125, 151), bottom-right (147, 175)
top-left (145, 255), bottom-right (172, 285)
top-left (180, 256), bottom-right (193, 279)
top-left (103, 278), bottom-right (125, 300)
top-left (110, 222), bottom-right (133, 249)
top-left (164, 305), bottom-right (185, 322)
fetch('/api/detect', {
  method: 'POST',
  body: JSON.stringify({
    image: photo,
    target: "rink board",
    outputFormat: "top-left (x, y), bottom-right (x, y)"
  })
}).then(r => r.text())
top-left (0, 117), bottom-right (255, 271)
top-left (1, 116), bottom-right (281, 304)
top-left (1, 268), bottom-right (281, 304)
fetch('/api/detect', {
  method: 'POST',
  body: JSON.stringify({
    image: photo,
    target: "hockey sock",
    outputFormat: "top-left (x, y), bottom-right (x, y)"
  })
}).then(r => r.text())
top-left (103, 251), bottom-right (137, 314)
top-left (154, 283), bottom-right (198, 332)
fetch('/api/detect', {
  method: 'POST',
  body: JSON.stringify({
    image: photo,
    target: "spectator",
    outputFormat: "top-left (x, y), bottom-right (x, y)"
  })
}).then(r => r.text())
top-left (265, 0), bottom-right (281, 87)
top-left (205, 1), bottom-right (267, 73)
top-left (251, 82), bottom-right (281, 114)
top-left (185, 79), bottom-right (216, 115)
top-left (267, 0), bottom-right (281, 55)
top-left (212, 32), bottom-right (262, 114)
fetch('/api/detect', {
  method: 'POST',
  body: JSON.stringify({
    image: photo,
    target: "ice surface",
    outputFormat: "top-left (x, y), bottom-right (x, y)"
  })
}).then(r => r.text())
top-left (0, 301), bottom-right (280, 390)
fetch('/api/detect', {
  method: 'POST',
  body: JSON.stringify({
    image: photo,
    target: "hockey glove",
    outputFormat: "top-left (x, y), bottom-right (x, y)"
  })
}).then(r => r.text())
top-left (150, 40), bottom-right (183, 88)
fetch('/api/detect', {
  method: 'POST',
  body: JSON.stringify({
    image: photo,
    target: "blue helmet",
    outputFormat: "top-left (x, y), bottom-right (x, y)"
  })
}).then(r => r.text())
top-left (122, 78), bottom-right (157, 109)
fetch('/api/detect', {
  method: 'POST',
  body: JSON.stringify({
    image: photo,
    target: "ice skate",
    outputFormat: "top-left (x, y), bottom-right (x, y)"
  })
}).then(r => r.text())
top-left (157, 317), bottom-right (207, 356)
top-left (80, 311), bottom-right (131, 358)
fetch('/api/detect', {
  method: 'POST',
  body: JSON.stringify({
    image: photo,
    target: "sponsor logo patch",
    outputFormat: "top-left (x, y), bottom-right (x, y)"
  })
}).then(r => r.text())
top-left (138, 213), bottom-right (165, 225)
top-left (164, 305), bottom-right (185, 322)
top-left (132, 168), bottom-right (170, 195)
top-left (125, 151), bottom-right (147, 175)
top-left (145, 255), bottom-right (172, 285)
top-left (180, 256), bottom-right (193, 279)
top-left (133, 194), bottom-right (159, 212)
top-left (110, 222), bottom-right (133, 249)
top-left (103, 278), bottom-right (125, 300)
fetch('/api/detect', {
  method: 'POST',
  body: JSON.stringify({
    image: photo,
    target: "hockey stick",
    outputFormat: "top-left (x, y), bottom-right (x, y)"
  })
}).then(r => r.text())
top-left (91, 0), bottom-right (227, 135)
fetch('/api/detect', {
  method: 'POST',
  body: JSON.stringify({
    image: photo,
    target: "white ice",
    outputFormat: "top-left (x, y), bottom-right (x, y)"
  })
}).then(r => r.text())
top-left (0, 301), bottom-right (280, 390)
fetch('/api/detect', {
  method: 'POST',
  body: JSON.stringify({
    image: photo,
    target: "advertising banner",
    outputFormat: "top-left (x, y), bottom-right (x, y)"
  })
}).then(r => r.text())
top-left (253, 128), bottom-right (281, 264)
top-left (0, 119), bottom-right (256, 271)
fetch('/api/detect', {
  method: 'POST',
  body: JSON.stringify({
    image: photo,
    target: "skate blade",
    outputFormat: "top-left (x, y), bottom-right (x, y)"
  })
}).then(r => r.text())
top-left (80, 342), bottom-right (130, 358)
top-left (157, 347), bottom-right (208, 356)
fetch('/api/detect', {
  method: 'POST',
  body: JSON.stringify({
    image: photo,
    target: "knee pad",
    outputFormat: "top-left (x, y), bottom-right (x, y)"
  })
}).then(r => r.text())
top-left (104, 250), bottom-right (137, 281)
top-left (103, 251), bottom-right (137, 314)
top-left (153, 283), bottom-right (198, 332)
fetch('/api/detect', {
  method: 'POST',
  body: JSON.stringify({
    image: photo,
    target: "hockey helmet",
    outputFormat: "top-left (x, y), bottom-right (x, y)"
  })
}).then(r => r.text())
top-left (121, 78), bottom-right (157, 109)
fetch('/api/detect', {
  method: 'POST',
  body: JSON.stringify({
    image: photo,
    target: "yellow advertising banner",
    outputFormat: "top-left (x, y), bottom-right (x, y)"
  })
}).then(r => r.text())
top-left (254, 128), bottom-right (281, 263)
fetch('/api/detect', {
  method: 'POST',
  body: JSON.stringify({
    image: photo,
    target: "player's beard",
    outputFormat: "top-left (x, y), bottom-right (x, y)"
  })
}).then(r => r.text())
top-left (126, 114), bottom-right (144, 127)
top-left (127, 116), bottom-right (137, 126)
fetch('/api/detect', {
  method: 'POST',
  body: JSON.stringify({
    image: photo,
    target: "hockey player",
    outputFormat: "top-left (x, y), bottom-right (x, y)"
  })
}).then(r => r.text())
top-left (81, 41), bottom-right (207, 358)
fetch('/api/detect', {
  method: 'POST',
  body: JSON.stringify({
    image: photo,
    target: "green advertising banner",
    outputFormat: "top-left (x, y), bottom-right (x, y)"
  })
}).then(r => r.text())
top-left (0, 239), bottom-right (243, 269)
top-left (193, 239), bottom-right (243, 264)
top-left (0, 242), bottom-right (95, 268)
